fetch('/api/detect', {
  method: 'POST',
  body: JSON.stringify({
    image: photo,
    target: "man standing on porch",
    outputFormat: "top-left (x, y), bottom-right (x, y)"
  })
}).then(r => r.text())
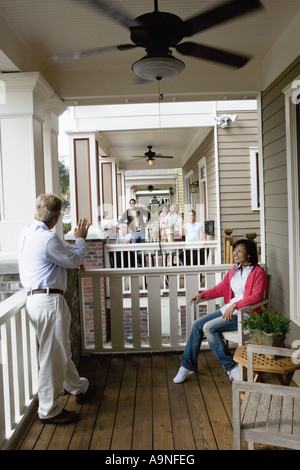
top-left (18, 194), bottom-right (95, 425)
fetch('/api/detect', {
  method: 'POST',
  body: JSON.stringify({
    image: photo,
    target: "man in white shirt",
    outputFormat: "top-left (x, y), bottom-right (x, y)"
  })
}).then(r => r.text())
top-left (18, 194), bottom-right (95, 425)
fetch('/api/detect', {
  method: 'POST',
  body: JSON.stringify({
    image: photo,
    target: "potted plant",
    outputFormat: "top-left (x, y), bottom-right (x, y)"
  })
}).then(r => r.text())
top-left (243, 309), bottom-right (290, 352)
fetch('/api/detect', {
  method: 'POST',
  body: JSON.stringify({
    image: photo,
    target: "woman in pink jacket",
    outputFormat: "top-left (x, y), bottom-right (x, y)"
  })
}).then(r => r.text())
top-left (173, 239), bottom-right (267, 384)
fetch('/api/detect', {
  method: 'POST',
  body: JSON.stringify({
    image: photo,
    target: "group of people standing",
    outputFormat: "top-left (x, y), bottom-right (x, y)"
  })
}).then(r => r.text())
top-left (17, 193), bottom-right (267, 427)
top-left (116, 198), bottom-right (205, 245)
top-left (158, 203), bottom-right (182, 242)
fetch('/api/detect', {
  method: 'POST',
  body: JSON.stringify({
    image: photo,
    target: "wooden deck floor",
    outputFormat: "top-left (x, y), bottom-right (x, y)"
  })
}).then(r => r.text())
top-left (10, 350), bottom-right (279, 451)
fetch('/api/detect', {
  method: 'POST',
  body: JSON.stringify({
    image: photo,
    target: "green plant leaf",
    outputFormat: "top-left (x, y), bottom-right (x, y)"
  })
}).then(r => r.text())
top-left (243, 309), bottom-right (290, 335)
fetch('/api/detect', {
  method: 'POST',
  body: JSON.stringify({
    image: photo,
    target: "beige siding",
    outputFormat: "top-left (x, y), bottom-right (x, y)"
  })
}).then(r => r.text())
top-left (261, 57), bottom-right (300, 316)
top-left (182, 129), bottom-right (217, 232)
top-left (183, 113), bottom-right (261, 262)
top-left (206, 134), bottom-right (218, 225)
top-left (217, 110), bottom-right (260, 261)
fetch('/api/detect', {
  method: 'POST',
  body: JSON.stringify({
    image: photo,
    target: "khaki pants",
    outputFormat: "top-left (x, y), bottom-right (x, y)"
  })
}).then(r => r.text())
top-left (26, 293), bottom-right (88, 419)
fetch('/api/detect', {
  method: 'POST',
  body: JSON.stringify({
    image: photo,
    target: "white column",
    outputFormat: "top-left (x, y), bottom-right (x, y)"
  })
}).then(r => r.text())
top-left (43, 95), bottom-right (66, 238)
top-left (66, 130), bottom-right (106, 239)
top-left (99, 158), bottom-right (119, 224)
top-left (43, 95), bottom-right (66, 195)
top-left (117, 169), bottom-right (126, 218)
top-left (0, 72), bottom-right (55, 254)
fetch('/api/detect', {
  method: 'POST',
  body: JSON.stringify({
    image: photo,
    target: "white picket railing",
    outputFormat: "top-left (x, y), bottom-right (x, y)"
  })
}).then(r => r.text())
top-left (0, 289), bottom-right (38, 449)
top-left (78, 264), bottom-right (233, 355)
top-left (104, 240), bottom-right (218, 294)
top-left (105, 240), bottom-right (218, 270)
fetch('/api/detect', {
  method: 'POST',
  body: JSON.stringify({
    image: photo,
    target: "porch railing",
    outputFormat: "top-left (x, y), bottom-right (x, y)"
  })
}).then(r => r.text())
top-left (104, 240), bottom-right (218, 294)
top-left (79, 264), bottom-right (233, 355)
top-left (0, 289), bottom-right (38, 449)
top-left (105, 240), bottom-right (218, 269)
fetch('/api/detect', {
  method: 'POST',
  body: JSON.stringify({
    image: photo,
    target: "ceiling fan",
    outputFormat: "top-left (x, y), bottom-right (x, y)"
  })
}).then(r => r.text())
top-left (147, 185), bottom-right (160, 191)
top-left (53, 0), bottom-right (263, 81)
top-left (132, 145), bottom-right (173, 165)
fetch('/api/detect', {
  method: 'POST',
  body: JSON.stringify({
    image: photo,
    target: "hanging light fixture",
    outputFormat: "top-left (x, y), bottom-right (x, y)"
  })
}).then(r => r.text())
top-left (132, 55), bottom-right (185, 81)
top-left (190, 181), bottom-right (199, 193)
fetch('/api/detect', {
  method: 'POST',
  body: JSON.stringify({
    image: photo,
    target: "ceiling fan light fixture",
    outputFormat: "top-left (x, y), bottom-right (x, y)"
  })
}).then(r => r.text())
top-left (132, 55), bottom-right (185, 81)
top-left (148, 159), bottom-right (155, 166)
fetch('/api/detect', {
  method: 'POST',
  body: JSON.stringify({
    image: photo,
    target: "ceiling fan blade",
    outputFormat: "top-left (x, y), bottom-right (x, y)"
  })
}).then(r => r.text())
top-left (154, 156), bottom-right (173, 159)
top-left (176, 42), bottom-right (250, 68)
top-left (182, 0), bottom-right (263, 37)
top-left (77, 0), bottom-right (140, 29)
top-left (53, 44), bottom-right (137, 62)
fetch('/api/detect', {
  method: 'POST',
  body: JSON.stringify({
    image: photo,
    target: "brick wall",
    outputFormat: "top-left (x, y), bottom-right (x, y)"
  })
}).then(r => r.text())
top-left (70, 238), bottom-right (107, 347)
top-left (65, 269), bottom-right (81, 365)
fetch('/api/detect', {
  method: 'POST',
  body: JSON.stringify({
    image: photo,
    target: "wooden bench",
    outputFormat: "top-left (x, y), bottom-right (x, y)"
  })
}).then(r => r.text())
top-left (232, 344), bottom-right (300, 450)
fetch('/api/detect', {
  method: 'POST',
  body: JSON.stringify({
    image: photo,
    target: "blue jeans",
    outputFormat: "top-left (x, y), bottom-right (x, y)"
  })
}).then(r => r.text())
top-left (131, 229), bottom-right (146, 243)
top-left (181, 310), bottom-right (237, 373)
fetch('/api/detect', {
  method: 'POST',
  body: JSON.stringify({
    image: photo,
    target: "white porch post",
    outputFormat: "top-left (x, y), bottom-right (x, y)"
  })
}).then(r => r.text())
top-left (43, 95), bottom-right (66, 195)
top-left (67, 130), bottom-right (107, 237)
top-left (117, 169), bottom-right (126, 218)
top-left (43, 95), bottom-right (66, 238)
top-left (0, 72), bottom-right (54, 254)
top-left (99, 158), bottom-right (118, 225)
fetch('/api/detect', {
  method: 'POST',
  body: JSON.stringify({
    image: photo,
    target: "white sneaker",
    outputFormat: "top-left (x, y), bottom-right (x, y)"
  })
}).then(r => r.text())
top-left (227, 364), bottom-right (240, 382)
top-left (173, 366), bottom-right (194, 384)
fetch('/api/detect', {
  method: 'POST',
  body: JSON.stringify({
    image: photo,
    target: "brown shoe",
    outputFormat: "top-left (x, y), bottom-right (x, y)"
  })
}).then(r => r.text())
top-left (39, 409), bottom-right (79, 425)
top-left (75, 384), bottom-right (96, 404)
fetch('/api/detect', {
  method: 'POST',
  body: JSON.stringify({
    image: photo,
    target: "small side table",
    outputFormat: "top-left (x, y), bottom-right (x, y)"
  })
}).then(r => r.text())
top-left (233, 345), bottom-right (300, 385)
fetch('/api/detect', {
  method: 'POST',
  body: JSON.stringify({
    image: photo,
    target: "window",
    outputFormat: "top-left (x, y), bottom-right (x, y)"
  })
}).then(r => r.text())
top-left (284, 78), bottom-right (300, 326)
top-left (0, 153), bottom-right (2, 221)
top-left (250, 147), bottom-right (260, 210)
top-left (297, 102), bottom-right (300, 209)
top-left (0, 135), bottom-right (3, 221)
top-left (198, 157), bottom-right (208, 224)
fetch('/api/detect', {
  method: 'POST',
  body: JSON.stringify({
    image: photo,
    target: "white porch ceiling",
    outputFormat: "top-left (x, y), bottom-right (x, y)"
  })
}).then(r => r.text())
top-left (1, 0), bottom-right (299, 104)
top-left (100, 126), bottom-right (212, 170)
top-left (0, 1), bottom-right (300, 170)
